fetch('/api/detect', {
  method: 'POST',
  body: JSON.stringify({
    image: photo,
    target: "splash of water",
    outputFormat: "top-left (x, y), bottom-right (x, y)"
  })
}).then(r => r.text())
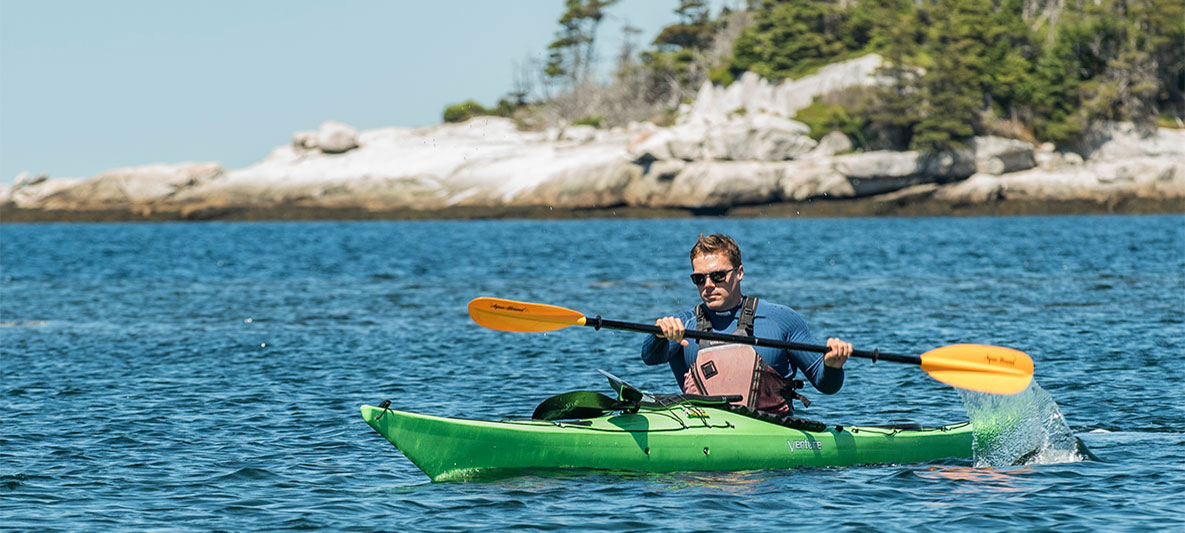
top-left (958, 381), bottom-right (1094, 467)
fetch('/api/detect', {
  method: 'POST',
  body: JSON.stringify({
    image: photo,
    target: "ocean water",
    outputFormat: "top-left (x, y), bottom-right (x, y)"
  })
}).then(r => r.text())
top-left (2, 215), bottom-right (1182, 531)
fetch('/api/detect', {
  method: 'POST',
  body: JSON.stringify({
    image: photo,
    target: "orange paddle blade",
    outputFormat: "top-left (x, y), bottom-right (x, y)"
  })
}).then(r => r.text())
top-left (468, 297), bottom-right (588, 333)
top-left (920, 344), bottom-right (1034, 395)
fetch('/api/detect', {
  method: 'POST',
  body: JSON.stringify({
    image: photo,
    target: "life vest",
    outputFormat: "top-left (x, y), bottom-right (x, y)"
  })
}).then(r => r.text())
top-left (681, 297), bottom-right (809, 415)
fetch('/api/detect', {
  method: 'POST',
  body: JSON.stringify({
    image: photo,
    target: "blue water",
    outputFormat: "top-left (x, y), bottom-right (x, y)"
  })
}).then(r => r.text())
top-left (2, 215), bottom-right (1182, 531)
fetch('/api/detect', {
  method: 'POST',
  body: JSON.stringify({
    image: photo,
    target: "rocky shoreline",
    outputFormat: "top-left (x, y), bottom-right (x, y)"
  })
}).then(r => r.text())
top-left (4, 55), bottom-right (1182, 223)
top-left (4, 196), bottom-right (1179, 224)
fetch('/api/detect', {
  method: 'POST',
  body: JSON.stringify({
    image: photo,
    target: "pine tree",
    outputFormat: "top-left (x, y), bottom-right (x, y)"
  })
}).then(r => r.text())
top-left (729, 0), bottom-right (849, 80)
top-left (545, 0), bottom-right (619, 86)
top-left (984, 0), bottom-right (1037, 119)
top-left (911, 0), bottom-right (994, 152)
top-left (653, 0), bottom-right (713, 51)
top-left (862, 3), bottom-right (925, 150)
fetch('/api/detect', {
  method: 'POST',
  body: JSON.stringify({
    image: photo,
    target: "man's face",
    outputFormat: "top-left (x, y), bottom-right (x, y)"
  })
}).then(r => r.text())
top-left (691, 253), bottom-right (743, 311)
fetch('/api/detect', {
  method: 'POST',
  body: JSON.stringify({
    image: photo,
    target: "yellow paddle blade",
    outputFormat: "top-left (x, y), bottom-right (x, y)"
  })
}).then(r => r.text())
top-left (467, 297), bottom-right (588, 333)
top-left (920, 344), bottom-right (1035, 395)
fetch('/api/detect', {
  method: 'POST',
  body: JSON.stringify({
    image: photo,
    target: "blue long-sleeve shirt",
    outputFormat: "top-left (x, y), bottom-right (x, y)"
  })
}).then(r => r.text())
top-left (641, 299), bottom-right (844, 394)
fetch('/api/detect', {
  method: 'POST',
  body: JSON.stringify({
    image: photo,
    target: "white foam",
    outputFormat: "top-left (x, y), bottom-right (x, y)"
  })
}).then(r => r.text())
top-left (959, 381), bottom-right (1089, 467)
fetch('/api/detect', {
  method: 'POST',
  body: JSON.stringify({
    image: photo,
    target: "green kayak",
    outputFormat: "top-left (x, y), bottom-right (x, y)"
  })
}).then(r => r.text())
top-left (361, 381), bottom-right (973, 481)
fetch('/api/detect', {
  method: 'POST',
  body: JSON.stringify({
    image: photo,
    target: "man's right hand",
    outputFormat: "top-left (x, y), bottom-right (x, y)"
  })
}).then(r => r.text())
top-left (655, 316), bottom-right (689, 347)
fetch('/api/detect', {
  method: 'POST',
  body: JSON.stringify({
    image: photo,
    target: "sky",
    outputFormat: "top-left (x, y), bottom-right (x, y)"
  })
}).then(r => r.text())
top-left (0, 0), bottom-right (728, 183)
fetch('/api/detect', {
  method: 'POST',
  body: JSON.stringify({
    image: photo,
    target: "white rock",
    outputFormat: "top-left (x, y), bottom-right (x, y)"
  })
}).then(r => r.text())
top-left (317, 120), bottom-right (359, 154)
top-left (834, 151), bottom-right (925, 178)
top-left (667, 123), bottom-right (710, 160)
top-left (971, 136), bottom-right (1036, 175)
top-left (935, 156), bottom-right (1185, 202)
top-left (808, 131), bottom-right (853, 159)
top-left (655, 161), bottom-right (784, 208)
top-left (679, 113), bottom-right (817, 161)
top-left (13, 171), bottom-right (49, 188)
top-left (778, 159), bottom-right (854, 200)
top-left (11, 105), bottom-right (1182, 214)
top-left (292, 130), bottom-right (318, 150)
top-left (684, 54), bottom-right (887, 125)
top-left (39, 162), bottom-right (223, 208)
top-left (525, 159), bottom-right (642, 207)
top-left (831, 150), bottom-right (974, 196)
top-left (1035, 151), bottom-right (1066, 170)
top-left (1085, 122), bottom-right (1185, 161)
top-left (559, 125), bottom-right (598, 143)
top-left (312, 175), bottom-right (449, 209)
top-left (623, 159), bottom-right (687, 205)
top-left (4, 175), bottom-right (84, 208)
top-left (627, 129), bottom-right (675, 162)
top-left (703, 121), bottom-right (752, 160)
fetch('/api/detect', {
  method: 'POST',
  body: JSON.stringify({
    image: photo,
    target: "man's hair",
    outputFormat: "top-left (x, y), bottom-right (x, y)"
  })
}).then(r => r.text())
top-left (690, 233), bottom-right (742, 267)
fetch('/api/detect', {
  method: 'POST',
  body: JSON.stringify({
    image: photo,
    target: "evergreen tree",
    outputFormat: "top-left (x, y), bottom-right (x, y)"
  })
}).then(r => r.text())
top-left (843, 0), bottom-right (914, 54)
top-left (488, 0), bottom-right (1182, 143)
top-left (861, 3), bottom-right (925, 150)
top-left (983, 0), bottom-right (1037, 120)
top-left (730, 0), bottom-right (849, 80)
top-left (911, 0), bottom-right (994, 152)
top-left (545, 0), bottom-right (619, 85)
top-left (1030, 19), bottom-right (1086, 143)
top-left (1144, 0), bottom-right (1185, 118)
top-left (1083, 0), bottom-right (1177, 126)
top-left (653, 0), bottom-right (714, 51)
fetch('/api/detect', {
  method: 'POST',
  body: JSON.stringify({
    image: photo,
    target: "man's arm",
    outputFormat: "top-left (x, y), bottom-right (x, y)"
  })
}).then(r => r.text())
top-left (771, 305), bottom-right (846, 394)
top-left (796, 349), bottom-right (845, 394)
top-left (641, 335), bottom-right (671, 365)
top-left (642, 311), bottom-right (693, 366)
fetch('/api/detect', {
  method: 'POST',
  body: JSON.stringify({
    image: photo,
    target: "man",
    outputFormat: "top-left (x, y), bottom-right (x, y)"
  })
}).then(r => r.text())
top-left (642, 233), bottom-right (852, 414)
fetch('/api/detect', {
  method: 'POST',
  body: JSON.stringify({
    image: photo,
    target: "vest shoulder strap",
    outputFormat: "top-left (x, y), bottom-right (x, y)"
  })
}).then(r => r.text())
top-left (694, 296), bottom-right (758, 336)
top-left (737, 296), bottom-right (758, 336)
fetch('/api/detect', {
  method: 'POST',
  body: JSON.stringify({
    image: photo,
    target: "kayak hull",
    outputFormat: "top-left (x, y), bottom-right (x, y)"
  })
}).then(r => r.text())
top-left (360, 403), bottom-right (973, 482)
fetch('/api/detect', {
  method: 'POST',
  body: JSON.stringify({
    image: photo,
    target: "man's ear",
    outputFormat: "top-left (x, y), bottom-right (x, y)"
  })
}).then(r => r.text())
top-left (736, 264), bottom-right (744, 281)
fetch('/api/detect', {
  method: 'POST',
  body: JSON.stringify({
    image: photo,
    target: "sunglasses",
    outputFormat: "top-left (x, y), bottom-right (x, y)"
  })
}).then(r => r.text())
top-left (690, 266), bottom-right (738, 286)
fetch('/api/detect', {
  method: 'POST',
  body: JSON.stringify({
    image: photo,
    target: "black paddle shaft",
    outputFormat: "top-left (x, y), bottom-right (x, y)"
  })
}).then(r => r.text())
top-left (586, 316), bottom-right (923, 365)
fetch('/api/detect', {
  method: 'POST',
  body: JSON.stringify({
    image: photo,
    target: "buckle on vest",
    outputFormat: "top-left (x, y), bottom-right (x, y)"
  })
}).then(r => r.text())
top-left (700, 360), bottom-right (719, 379)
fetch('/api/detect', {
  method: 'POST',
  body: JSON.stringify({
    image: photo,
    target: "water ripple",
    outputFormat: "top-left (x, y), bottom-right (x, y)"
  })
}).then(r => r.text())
top-left (1, 216), bottom-right (1181, 530)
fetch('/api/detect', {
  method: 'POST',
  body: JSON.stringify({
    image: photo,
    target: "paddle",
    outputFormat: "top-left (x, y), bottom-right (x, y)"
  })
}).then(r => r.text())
top-left (468, 296), bottom-right (1034, 395)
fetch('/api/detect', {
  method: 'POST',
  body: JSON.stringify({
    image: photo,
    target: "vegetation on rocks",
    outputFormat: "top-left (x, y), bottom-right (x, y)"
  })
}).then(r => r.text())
top-left (447, 0), bottom-right (1183, 152)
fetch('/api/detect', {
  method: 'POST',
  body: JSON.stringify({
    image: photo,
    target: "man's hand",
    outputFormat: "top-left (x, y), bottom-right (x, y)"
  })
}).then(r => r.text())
top-left (655, 316), bottom-right (689, 347)
top-left (823, 337), bottom-right (853, 368)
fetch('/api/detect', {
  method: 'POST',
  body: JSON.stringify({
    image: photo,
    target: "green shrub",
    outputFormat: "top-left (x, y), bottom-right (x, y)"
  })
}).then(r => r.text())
top-left (443, 100), bottom-right (490, 123)
top-left (572, 115), bottom-right (605, 128)
top-left (1156, 114), bottom-right (1184, 129)
top-left (708, 65), bottom-right (736, 86)
top-left (796, 101), bottom-right (864, 143)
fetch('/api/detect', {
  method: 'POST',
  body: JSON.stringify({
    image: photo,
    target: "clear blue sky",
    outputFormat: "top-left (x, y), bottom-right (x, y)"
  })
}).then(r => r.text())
top-left (0, 1), bottom-right (726, 183)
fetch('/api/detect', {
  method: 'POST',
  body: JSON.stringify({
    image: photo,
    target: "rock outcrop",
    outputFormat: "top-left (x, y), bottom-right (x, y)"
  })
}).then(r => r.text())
top-left (4, 54), bottom-right (1182, 219)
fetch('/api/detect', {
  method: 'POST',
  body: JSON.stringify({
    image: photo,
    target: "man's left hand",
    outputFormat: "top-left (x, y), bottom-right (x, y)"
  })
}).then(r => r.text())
top-left (823, 337), bottom-right (853, 369)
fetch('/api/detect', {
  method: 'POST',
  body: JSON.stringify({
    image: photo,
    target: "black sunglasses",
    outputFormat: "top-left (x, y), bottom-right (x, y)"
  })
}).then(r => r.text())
top-left (690, 266), bottom-right (738, 286)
